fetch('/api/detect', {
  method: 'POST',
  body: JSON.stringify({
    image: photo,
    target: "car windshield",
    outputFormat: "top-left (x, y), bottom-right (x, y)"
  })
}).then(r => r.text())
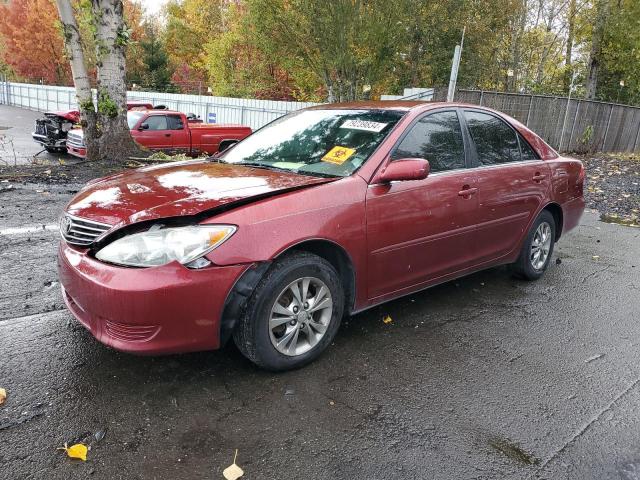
top-left (222, 109), bottom-right (405, 177)
top-left (127, 111), bottom-right (144, 129)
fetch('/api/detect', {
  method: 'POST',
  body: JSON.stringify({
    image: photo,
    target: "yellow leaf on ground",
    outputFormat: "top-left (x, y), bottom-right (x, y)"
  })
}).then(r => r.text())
top-left (223, 450), bottom-right (244, 480)
top-left (383, 315), bottom-right (393, 324)
top-left (223, 464), bottom-right (244, 480)
top-left (0, 388), bottom-right (6, 405)
top-left (64, 443), bottom-right (88, 461)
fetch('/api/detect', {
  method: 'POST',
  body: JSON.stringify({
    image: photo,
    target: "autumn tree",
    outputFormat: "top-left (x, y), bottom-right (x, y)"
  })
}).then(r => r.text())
top-left (55, 0), bottom-right (143, 163)
top-left (0, 0), bottom-right (70, 84)
top-left (164, 0), bottom-right (227, 91)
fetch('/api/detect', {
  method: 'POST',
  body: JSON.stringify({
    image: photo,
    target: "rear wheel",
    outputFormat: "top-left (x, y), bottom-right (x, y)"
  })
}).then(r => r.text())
top-left (233, 252), bottom-right (344, 371)
top-left (511, 210), bottom-right (556, 281)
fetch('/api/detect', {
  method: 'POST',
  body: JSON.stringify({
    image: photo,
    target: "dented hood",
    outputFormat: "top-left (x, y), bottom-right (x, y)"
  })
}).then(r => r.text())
top-left (65, 160), bottom-right (332, 228)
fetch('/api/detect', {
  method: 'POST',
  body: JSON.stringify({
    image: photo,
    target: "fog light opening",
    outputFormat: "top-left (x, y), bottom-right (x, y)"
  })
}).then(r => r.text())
top-left (186, 257), bottom-right (212, 269)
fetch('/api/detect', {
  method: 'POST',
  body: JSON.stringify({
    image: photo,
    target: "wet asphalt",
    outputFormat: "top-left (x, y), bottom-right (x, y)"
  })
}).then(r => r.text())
top-left (1, 181), bottom-right (639, 480)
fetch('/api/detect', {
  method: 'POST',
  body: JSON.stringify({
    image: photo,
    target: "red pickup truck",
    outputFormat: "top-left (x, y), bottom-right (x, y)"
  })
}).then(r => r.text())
top-left (66, 110), bottom-right (252, 158)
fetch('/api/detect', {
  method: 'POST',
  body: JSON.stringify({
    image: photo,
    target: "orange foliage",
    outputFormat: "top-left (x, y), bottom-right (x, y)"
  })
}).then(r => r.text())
top-left (0, 0), bottom-right (71, 84)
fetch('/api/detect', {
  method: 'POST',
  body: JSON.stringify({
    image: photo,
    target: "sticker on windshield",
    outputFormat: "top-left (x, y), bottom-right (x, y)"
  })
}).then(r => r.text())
top-left (322, 146), bottom-right (356, 165)
top-left (340, 120), bottom-right (388, 132)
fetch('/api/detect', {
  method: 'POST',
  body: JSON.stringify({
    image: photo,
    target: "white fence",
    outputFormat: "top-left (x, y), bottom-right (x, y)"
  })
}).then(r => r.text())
top-left (1, 81), bottom-right (320, 130)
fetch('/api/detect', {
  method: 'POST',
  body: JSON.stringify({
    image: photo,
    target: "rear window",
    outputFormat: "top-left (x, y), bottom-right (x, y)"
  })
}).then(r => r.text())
top-left (127, 111), bottom-right (144, 129)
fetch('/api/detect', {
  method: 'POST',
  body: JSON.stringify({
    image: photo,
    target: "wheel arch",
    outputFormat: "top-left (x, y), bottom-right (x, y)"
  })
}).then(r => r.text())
top-left (284, 239), bottom-right (356, 316)
top-left (542, 202), bottom-right (564, 241)
top-left (218, 238), bottom-right (356, 346)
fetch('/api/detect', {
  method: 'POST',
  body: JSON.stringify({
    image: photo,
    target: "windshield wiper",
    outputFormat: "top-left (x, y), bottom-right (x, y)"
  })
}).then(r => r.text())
top-left (238, 162), bottom-right (341, 179)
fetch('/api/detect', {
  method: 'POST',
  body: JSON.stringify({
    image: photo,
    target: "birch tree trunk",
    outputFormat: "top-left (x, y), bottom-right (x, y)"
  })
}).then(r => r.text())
top-left (91, 0), bottom-right (142, 161)
top-left (55, 0), bottom-right (99, 161)
top-left (56, 0), bottom-right (145, 163)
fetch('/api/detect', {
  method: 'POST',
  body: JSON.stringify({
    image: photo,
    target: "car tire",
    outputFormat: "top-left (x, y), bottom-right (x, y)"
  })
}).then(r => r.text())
top-left (510, 209), bottom-right (556, 281)
top-left (233, 252), bottom-right (344, 371)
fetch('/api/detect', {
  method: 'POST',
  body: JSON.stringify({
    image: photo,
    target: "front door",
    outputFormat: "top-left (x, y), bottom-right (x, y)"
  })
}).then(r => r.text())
top-left (366, 110), bottom-right (479, 300)
top-left (135, 114), bottom-right (173, 150)
top-left (462, 109), bottom-right (551, 262)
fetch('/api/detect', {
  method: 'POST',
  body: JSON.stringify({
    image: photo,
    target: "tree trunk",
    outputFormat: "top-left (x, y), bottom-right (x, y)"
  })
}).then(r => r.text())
top-left (91, 0), bottom-right (145, 162)
top-left (55, 0), bottom-right (99, 161)
top-left (564, 0), bottom-right (576, 92)
top-left (586, 0), bottom-right (610, 100)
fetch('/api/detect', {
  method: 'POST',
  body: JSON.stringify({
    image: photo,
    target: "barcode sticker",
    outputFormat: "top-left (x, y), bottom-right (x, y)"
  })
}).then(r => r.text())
top-left (340, 120), bottom-right (388, 132)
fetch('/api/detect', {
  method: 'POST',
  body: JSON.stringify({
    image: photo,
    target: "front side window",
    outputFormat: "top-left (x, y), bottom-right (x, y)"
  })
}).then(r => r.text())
top-left (391, 111), bottom-right (465, 173)
top-left (222, 109), bottom-right (405, 178)
top-left (143, 115), bottom-right (168, 130)
top-left (464, 110), bottom-right (520, 165)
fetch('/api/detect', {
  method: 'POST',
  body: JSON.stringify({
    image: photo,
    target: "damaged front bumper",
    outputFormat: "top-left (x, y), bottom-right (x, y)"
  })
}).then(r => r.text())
top-left (57, 241), bottom-right (251, 355)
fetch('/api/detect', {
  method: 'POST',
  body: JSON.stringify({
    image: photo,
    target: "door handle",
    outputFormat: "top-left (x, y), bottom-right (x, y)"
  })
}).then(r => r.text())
top-left (532, 173), bottom-right (547, 182)
top-left (458, 187), bottom-right (478, 197)
top-left (164, 133), bottom-right (171, 137)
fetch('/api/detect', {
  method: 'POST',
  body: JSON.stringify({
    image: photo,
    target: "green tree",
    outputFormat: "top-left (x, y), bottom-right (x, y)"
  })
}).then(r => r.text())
top-left (246, 0), bottom-right (403, 101)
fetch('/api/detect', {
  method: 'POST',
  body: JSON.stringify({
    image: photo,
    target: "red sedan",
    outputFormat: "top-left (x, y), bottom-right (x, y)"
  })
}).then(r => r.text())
top-left (58, 102), bottom-right (585, 370)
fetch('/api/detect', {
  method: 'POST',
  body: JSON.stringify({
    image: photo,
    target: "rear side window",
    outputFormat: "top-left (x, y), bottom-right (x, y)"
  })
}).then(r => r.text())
top-left (518, 133), bottom-right (539, 161)
top-left (144, 115), bottom-right (168, 130)
top-left (464, 110), bottom-right (520, 165)
top-left (391, 111), bottom-right (465, 173)
top-left (167, 115), bottom-right (184, 130)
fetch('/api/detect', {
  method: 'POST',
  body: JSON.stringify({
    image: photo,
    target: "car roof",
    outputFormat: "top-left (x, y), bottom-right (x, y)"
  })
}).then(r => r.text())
top-left (128, 109), bottom-right (182, 115)
top-left (306, 101), bottom-right (498, 112)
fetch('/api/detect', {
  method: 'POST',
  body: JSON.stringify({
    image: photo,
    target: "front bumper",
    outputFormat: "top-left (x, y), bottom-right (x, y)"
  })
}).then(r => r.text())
top-left (57, 242), bottom-right (250, 354)
top-left (66, 144), bottom-right (87, 158)
top-left (32, 133), bottom-right (66, 148)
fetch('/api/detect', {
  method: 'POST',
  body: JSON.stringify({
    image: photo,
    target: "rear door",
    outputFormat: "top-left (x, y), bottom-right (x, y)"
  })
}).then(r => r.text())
top-left (366, 109), bottom-right (479, 299)
top-left (462, 109), bottom-right (551, 263)
top-left (135, 114), bottom-right (172, 150)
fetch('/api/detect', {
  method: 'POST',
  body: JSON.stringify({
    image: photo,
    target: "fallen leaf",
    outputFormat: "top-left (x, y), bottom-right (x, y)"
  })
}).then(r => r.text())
top-left (223, 450), bottom-right (244, 480)
top-left (0, 388), bottom-right (6, 405)
top-left (61, 443), bottom-right (88, 461)
top-left (585, 353), bottom-right (605, 363)
top-left (382, 315), bottom-right (393, 324)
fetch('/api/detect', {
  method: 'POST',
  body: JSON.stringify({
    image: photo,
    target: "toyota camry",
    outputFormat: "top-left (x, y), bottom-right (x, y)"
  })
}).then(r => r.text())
top-left (58, 102), bottom-right (585, 370)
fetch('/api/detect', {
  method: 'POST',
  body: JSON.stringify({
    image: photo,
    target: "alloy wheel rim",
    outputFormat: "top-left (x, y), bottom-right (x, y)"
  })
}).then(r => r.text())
top-left (530, 221), bottom-right (552, 270)
top-left (269, 276), bottom-right (333, 356)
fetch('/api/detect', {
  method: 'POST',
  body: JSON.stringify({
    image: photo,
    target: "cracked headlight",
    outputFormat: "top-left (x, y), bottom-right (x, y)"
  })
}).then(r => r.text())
top-left (95, 225), bottom-right (236, 267)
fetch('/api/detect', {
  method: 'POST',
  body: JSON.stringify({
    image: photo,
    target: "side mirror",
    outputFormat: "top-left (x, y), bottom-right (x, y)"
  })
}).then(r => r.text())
top-left (138, 123), bottom-right (149, 131)
top-left (218, 139), bottom-right (239, 153)
top-left (378, 158), bottom-right (430, 183)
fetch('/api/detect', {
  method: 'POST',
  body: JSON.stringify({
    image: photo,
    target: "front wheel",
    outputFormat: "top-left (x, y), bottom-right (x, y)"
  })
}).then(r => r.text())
top-left (510, 210), bottom-right (556, 281)
top-left (233, 252), bottom-right (344, 371)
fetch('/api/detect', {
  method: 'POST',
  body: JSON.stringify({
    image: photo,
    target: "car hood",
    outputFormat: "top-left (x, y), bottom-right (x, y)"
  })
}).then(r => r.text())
top-left (65, 160), bottom-right (333, 228)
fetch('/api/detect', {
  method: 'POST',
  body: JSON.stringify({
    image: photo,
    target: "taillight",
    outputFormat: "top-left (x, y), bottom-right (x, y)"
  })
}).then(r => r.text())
top-left (577, 162), bottom-right (585, 194)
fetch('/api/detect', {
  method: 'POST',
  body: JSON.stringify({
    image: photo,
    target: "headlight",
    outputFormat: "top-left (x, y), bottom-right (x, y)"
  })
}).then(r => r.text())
top-left (95, 225), bottom-right (236, 267)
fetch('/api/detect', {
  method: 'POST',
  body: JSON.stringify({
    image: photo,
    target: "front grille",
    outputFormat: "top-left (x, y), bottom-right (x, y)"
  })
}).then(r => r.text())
top-left (60, 214), bottom-right (112, 246)
top-left (67, 132), bottom-right (85, 148)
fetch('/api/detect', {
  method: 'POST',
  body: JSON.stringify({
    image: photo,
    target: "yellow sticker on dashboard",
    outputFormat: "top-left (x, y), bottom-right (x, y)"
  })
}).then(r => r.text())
top-left (322, 146), bottom-right (356, 165)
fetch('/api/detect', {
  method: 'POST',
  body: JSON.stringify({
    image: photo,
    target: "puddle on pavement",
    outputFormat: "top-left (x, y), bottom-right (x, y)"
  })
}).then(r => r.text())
top-left (599, 213), bottom-right (639, 227)
top-left (489, 437), bottom-right (539, 465)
